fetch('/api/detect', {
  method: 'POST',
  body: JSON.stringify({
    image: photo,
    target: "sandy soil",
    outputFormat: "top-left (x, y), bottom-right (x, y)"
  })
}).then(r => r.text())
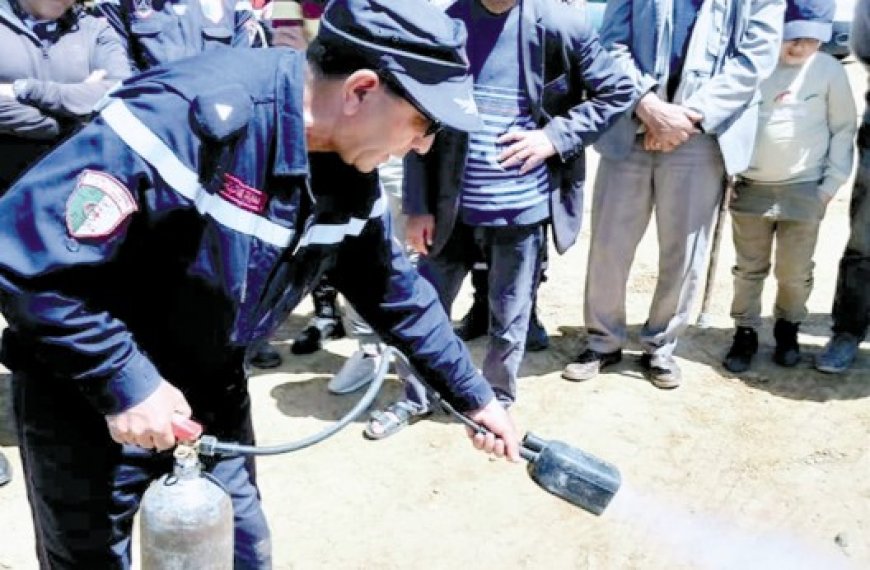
top-left (1, 62), bottom-right (868, 570)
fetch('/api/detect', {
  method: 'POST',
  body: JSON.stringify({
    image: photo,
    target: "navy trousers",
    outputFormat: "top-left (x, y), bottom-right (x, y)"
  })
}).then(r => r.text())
top-left (407, 222), bottom-right (545, 406)
top-left (13, 369), bottom-right (271, 569)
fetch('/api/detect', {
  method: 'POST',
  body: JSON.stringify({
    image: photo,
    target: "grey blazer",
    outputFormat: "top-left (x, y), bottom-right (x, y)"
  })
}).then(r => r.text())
top-left (403, 0), bottom-right (636, 256)
top-left (593, 0), bottom-right (785, 175)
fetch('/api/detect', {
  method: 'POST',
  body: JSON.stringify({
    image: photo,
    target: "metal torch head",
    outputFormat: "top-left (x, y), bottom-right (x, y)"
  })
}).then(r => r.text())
top-left (522, 433), bottom-right (621, 516)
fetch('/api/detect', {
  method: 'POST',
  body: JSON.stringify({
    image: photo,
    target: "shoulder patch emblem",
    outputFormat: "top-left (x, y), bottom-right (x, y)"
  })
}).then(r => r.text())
top-left (66, 170), bottom-right (138, 239)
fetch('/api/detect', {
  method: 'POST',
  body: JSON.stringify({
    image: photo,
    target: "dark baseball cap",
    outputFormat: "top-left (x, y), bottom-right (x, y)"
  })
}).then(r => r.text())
top-left (784, 0), bottom-right (834, 42)
top-left (317, 0), bottom-right (482, 133)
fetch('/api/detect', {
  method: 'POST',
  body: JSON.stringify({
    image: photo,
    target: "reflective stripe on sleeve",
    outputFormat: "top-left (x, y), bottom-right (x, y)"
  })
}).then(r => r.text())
top-left (100, 100), bottom-right (295, 248)
top-left (101, 99), bottom-right (386, 250)
top-left (299, 192), bottom-right (386, 247)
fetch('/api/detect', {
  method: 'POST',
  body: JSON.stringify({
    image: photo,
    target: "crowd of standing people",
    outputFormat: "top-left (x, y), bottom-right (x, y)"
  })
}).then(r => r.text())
top-left (0, 0), bottom-right (866, 567)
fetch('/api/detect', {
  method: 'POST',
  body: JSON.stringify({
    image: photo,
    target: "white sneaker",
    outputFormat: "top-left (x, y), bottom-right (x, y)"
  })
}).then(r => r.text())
top-left (328, 350), bottom-right (381, 394)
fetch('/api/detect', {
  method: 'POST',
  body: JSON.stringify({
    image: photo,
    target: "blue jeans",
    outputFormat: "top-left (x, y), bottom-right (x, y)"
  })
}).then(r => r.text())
top-left (13, 371), bottom-right (271, 569)
top-left (831, 119), bottom-right (870, 339)
top-left (405, 222), bottom-right (545, 408)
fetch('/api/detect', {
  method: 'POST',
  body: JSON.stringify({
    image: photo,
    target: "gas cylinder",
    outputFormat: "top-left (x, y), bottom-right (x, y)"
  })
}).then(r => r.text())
top-left (140, 445), bottom-right (234, 569)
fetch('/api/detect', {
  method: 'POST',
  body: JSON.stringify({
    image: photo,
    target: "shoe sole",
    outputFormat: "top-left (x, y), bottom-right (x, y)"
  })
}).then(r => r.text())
top-left (650, 377), bottom-right (681, 389)
top-left (562, 356), bottom-right (621, 382)
top-left (815, 363), bottom-right (849, 374)
top-left (640, 357), bottom-right (681, 389)
top-left (562, 367), bottom-right (600, 382)
top-left (251, 358), bottom-right (282, 369)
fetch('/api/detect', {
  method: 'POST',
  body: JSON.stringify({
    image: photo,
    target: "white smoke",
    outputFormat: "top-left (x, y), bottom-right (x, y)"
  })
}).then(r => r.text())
top-left (605, 484), bottom-right (857, 570)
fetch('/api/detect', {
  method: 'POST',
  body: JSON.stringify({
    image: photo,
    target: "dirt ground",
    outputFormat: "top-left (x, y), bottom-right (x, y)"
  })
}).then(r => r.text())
top-left (1, 62), bottom-right (869, 570)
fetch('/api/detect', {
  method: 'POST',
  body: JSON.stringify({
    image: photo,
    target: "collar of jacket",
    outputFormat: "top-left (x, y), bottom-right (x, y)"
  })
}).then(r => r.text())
top-left (273, 51), bottom-right (311, 178)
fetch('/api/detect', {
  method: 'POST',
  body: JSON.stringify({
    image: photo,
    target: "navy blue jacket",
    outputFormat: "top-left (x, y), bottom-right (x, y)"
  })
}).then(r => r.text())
top-left (403, 0), bottom-right (636, 255)
top-left (0, 47), bottom-right (494, 415)
top-left (94, 0), bottom-right (261, 71)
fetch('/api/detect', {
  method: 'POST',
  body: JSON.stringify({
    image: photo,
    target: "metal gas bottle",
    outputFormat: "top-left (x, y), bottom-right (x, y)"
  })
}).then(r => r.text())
top-left (140, 445), bottom-right (234, 569)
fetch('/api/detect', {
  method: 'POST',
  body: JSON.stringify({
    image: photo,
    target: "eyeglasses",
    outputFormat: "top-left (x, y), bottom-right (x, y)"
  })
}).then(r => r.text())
top-left (378, 72), bottom-right (443, 138)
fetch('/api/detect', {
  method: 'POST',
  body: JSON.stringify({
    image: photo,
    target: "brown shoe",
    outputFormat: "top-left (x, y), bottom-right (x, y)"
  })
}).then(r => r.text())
top-left (562, 349), bottom-right (622, 381)
top-left (640, 353), bottom-right (681, 389)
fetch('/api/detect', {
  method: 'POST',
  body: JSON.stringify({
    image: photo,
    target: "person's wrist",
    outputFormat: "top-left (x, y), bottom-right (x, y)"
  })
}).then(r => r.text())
top-left (635, 92), bottom-right (659, 123)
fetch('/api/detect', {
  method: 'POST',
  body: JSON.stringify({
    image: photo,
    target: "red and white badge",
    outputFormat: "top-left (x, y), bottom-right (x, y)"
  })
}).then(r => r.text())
top-left (220, 173), bottom-right (267, 214)
top-left (65, 170), bottom-right (138, 239)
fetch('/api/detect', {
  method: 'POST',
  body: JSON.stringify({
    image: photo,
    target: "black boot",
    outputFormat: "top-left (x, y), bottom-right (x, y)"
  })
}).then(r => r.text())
top-left (723, 327), bottom-right (758, 373)
top-left (454, 268), bottom-right (489, 341)
top-left (773, 319), bottom-right (800, 367)
top-left (250, 342), bottom-right (283, 369)
top-left (291, 277), bottom-right (345, 355)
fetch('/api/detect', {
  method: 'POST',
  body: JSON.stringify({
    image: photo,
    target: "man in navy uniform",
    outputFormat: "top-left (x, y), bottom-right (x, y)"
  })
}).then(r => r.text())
top-left (0, 0), bottom-right (519, 567)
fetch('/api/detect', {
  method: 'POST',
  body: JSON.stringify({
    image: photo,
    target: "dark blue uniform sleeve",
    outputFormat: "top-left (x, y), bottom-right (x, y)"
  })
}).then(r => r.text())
top-left (0, 120), bottom-right (163, 415)
top-left (331, 207), bottom-right (495, 412)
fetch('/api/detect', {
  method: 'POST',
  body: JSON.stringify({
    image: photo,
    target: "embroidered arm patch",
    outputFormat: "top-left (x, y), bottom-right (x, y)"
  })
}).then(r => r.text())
top-left (65, 170), bottom-right (138, 239)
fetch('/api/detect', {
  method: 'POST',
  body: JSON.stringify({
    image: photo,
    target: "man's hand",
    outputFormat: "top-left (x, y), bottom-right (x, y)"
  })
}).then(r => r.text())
top-left (106, 379), bottom-right (192, 451)
top-left (405, 214), bottom-right (435, 255)
top-left (467, 399), bottom-right (521, 462)
top-left (497, 129), bottom-right (557, 174)
top-left (643, 131), bottom-right (680, 153)
top-left (635, 92), bottom-right (702, 149)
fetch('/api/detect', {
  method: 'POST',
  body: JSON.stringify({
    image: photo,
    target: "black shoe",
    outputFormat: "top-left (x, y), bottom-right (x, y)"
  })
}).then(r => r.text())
top-left (291, 318), bottom-right (346, 355)
top-left (0, 450), bottom-right (11, 487)
top-left (455, 300), bottom-right (488, 341)
top-left (562, 348), bottom-right (622, 381)
top-left (525, 308), bottom-right (550, 352)
top-left (773, 319), bottom-right (801, 367)
top-left (640, 353), bottom-right (682, 389)
top-left (723, 327), bottom-right (758, 373)
top-left (250, 343), bottom-right (283, 369)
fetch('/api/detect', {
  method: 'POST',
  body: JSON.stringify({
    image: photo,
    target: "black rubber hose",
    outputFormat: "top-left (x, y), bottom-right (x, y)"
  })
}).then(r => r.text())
top-left (198, 346), bottom-right (396, 457)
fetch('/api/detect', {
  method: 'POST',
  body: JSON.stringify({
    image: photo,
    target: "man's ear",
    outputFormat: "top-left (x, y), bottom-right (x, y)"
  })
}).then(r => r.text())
top-left (342, 69), bottom-right (381, 116)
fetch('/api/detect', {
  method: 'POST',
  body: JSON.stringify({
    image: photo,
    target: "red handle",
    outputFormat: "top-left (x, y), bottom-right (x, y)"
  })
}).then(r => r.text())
top-left (172, 416), bottom-right (203, 442)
